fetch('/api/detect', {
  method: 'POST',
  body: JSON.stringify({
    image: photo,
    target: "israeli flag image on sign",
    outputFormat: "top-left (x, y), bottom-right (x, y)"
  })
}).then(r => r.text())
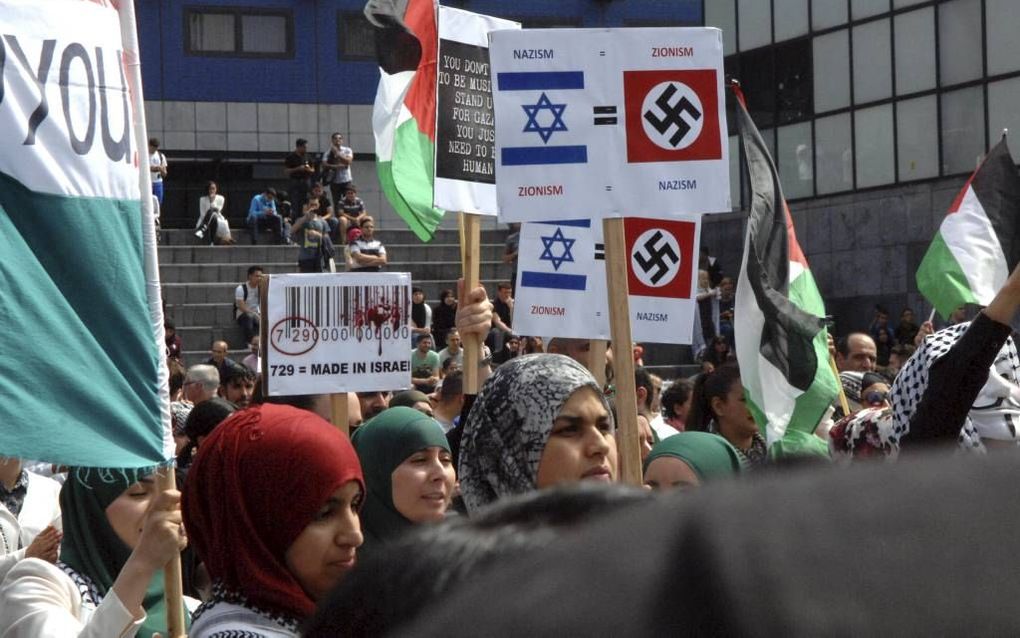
top-left (489, 28), bottom-right (730, 223)
top-left (514, 220), bottom-right (610, 340)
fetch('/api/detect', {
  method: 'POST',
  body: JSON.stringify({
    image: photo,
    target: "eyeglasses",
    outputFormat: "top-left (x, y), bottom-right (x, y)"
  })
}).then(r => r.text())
top-left (865, 390), bottom-right (889, 406)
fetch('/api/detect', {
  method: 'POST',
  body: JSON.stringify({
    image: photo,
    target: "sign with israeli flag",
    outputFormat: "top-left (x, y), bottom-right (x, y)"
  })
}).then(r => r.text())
top-left (513, 218), bottom-right (701, 344)
top-left (489, 28), bottom-right (730, 222)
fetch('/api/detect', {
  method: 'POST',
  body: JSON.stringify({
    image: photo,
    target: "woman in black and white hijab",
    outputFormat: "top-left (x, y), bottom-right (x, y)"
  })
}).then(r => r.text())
top-left (889, 265), bottom-right (1020, 450)
top-left (458, 354), bottom-right (618, 515)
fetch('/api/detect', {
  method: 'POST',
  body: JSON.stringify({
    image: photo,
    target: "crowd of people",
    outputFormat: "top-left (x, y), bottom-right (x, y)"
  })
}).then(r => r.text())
top-left (2, 135), bottom-right (1016, 635)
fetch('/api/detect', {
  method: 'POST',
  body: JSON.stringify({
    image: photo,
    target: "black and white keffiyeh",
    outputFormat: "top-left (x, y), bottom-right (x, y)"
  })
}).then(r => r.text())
top-left (458, 354), bottom-right (612, 514)
top-left (889, 321), bottom-right (1020, 449)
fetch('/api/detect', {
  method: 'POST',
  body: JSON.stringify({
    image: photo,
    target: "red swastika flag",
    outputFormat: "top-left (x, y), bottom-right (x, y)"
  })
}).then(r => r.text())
top-left (625, 217), bottom-right (696, 299)
top-left (623, 69), bottom-right (722, 164)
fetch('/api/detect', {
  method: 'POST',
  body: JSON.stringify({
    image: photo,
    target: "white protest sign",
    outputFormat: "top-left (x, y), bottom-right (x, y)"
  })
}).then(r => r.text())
top-left (513, 220), bottom-right (610, 340)
top-left (265, 273), bottom-right (412, 395)
top-left (513, 217), bottom-right (700, 344)
top-left (489, 28), bottom-right (729, 221)
top-left (433, 7), bottom-right (519, 214)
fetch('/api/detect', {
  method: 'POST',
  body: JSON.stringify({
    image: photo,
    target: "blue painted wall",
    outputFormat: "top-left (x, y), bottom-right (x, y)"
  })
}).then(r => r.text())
top-left (137, 0), bottom-right (703, 104)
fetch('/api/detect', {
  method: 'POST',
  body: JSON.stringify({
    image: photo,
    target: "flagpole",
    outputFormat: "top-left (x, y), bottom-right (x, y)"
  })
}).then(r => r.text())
top-left (460, 212), bottom-right (483, 394)
top-left (116, 2), bottom-right (185, 636)
top-left (602, 218), bottom-right (642, 486)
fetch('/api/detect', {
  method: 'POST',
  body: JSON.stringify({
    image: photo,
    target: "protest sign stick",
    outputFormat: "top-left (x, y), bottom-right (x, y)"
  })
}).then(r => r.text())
top-left (589, 340), bottom-right (608, 387)
top-left (332, 393), bottom-right (350, 436)
top-left (116, 1), bottom-right (187, 631)
top-left (259, 277), bottom-right (270, 397)
top-left (828, 354), bottom-right (851, 417)
top-left (156, 467), bottom-right (186, 638)
top-left (602, 218), bottom-right (642, 486)
top-left (461, 212), bottom-right (483, 394)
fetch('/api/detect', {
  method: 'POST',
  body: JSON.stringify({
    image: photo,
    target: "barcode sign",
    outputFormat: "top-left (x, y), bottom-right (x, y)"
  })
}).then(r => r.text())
top-left (265, 273), bottom-right (414, 396)
top-left (282, 284), bottom-right (410, 337)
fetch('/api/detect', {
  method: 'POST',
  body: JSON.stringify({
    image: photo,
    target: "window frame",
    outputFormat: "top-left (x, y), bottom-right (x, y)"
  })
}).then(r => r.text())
top-left (183, 6), bottom-right (294, 59)
top-left (337, 10), bottom-right (378, 62)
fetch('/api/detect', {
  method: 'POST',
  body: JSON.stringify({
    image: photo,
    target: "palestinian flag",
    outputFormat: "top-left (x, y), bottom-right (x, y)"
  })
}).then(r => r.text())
top-left (0, 0), bottom-right (172, 468)
top-left (916, 137), bottom-right (1020, 320)
top-left (731, 83), bottom-right (838, 457)
top-left (367, 0), bottom-right (444, 242)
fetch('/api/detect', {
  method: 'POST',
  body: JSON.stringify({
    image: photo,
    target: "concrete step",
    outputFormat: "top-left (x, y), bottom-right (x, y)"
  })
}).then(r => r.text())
top-left (165, 303), bottom-right (237, 327)
top-left (159, 260), bottom-right (511, 284)
top-left (163, 279), bottom-right (508, 305)
top-left (156, 243), bottom-right (507, 265)
top-left (158, 227), bottom-right (509, 247)
top-left (176, 324), bottom-right (248, 352)
top-left (180, 349), bottom-right (251, 367)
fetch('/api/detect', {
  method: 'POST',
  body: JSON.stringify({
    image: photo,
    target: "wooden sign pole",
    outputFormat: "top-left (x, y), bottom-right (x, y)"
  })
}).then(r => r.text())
top-left (460, 212), bottom-right (483, 395)
top-left (332, 393), bottom-right (350, 436)
top-left (157, 467), bottom-right (186, 638)
top-left (588, 339), bottom-right (608, 387)
top-left (602, 218), bottom-right (642, 486)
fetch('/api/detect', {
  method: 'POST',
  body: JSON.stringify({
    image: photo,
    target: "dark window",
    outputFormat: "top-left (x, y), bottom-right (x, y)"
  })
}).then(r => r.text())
top-left (185, 7), bottom-right (293, 58)
top-left (338, 11), bottom-right (378, 61)
top-left (774, 39), bottom-right (812, 124)
top-left (736, 49), bottom-right (776, 128)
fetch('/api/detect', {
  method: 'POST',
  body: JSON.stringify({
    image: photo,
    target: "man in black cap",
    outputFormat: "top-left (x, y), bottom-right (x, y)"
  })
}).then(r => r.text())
top-left (284, 137), bottom-right (316, 213)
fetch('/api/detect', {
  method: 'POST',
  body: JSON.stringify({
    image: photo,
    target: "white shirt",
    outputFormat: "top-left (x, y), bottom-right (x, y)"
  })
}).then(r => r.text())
top-left (0, 472), bottom-right (62, 584)
top-left (235, 282), bottom-right (260, 316)
top-left (149, 151), bottom-right (166, 183)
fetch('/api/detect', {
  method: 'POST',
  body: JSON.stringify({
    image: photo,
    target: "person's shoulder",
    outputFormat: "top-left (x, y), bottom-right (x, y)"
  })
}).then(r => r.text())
top-left (3, 558), bottom-right (74, 592)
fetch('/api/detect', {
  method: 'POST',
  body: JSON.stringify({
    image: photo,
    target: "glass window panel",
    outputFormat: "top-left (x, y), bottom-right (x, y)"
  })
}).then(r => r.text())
top-left (774, 0), bottom-right (809, 42)
top-left (813, 0), bottom-right (847, 30)
top-left (706, 0), bottom-right (738, 56)
top-left (852, 19), bottom-right (891, 104)
top-left (988, 78), bottom-right (1020, 149)
top-left (338, 11), bottom-right (376, 60)
top-left (897, 95), bottom-right (939, 181)
top-left (813, 30), bottom-right (850, 113)
top-left (939, 0), bottom-right (983, 86)
top-left (894, 0), bottom-right (926, 7)
top-left (738, 51), bottom-right (775, 127)
top-left (854, 105), bottom-right (895, 187)
top-left (778, 122), bottom-right (814, 199)
top-left (729, 136), bottom-right (742, 209)
top-left (815, 113), bottom-right (853, 194)
top-left (189, 13), bottom-right (235, 52)
top-left (894, 8), bottom-right (935, 95)
top-left (738, 0), bottom-right (772, 50)
top-left (852, 0), bottom-right (889, 20)
top-left (776, 39), bottom-right (813, 123)
top-left (241, 15), bottom-right (287, 54)
top-left (986, 0), bottom-right (1020, 75)
top-left (941, 86), bottom-right (985, 175)
top-left (762, 128), bottom-right (777, 160)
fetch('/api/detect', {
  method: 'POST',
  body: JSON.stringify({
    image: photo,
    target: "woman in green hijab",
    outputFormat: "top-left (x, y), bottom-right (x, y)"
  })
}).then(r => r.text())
top-left (0, 468), bottom-right (188, 636)
top-left (352, 407), bottom-right (456, 551)
top-left (643, 432), bottom-right (744, 491)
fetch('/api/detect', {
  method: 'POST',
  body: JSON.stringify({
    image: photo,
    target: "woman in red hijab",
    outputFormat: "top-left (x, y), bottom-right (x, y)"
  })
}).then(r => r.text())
top-left (183, 403), bottom-right (364, 636)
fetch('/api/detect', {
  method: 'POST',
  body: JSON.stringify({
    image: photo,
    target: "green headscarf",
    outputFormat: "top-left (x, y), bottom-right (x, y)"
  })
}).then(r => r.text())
top-left (351, 406), bottom-right (450, 549)
top-left (59, 468), bottom-right (175, 636)
top-left (643, 432), bottom-right (744, 482)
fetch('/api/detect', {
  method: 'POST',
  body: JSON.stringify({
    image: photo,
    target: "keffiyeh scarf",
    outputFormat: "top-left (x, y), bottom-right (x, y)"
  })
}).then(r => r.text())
top-left (889, 321), bottom-right (1020, 450)
top-left (458, 354), bottom-right (612, 514)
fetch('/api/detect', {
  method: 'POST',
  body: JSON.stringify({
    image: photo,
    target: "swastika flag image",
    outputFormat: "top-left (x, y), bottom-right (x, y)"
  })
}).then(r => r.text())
top-left (489, 28), bottom-right (730, 222)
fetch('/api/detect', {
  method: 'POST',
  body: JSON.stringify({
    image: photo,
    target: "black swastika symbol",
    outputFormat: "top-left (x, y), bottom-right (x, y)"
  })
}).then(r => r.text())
top-left (633, 231), bottom-right (679, 285)
top-left (643, 83), bottom-right (703, 148)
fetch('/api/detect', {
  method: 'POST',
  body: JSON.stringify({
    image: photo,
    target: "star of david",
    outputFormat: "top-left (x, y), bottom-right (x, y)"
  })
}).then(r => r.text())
top-left (539, 227), bottom-right (575, 271)
top-left (522, 92), bottom-right (568, 143)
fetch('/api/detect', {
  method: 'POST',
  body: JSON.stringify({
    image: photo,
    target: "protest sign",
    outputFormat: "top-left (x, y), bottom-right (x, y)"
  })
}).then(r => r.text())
top-left (0, 0), bottom-right (173, 469)
top-left (433, 7), bottom-right (519, 214)
top-left (265, 273), bottom-right (413, 395)
top-left (513, 218), bottom-right (700, 344)
top-left (489, 27), bottom-right (730, 222)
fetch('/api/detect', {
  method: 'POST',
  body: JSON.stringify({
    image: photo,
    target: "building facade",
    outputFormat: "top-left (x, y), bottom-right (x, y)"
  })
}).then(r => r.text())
top-left (703, 0), bottom-right (1020, 332)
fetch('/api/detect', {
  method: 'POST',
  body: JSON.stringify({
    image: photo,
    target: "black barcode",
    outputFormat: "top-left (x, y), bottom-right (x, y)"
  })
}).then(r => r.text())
top-left (282, 284), bottom-right (409, 337)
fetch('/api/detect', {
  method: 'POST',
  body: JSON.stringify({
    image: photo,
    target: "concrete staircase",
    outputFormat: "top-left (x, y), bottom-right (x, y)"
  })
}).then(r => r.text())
top-left (159, 226), bottom-right (512, 364)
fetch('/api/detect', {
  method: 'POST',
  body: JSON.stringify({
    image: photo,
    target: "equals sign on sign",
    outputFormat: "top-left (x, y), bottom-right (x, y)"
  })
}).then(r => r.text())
top-left (595, 243), bottom-right (605, 261)
top-left (593, 106), bottom-right (617, 126)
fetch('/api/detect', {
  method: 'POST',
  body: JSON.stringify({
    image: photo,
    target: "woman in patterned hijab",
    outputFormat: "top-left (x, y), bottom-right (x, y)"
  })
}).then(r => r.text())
top-left (458, 354), bottom-right (617, 514)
